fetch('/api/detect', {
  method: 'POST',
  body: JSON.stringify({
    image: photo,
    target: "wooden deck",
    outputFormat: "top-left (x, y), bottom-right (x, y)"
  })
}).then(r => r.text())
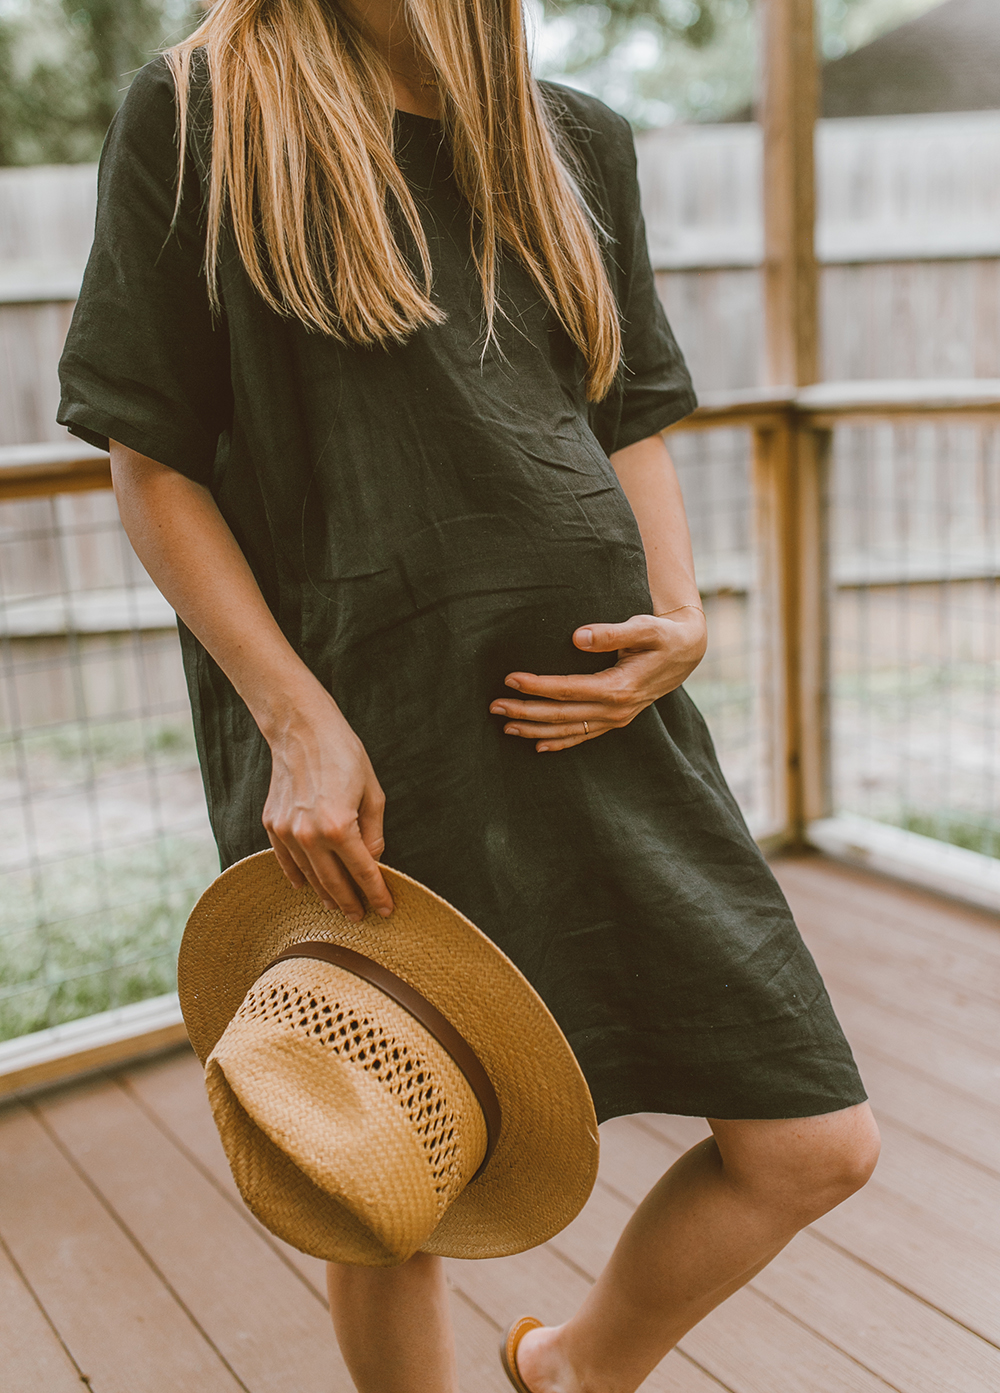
top-left (1, 852), bottom-right (998, 1393)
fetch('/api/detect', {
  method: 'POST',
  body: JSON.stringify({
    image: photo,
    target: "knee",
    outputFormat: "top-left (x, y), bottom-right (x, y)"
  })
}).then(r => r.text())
top-left (786, 1106), bottom-right (880, 1221)
top-left (725, 1104), bottom-right (881, 1224)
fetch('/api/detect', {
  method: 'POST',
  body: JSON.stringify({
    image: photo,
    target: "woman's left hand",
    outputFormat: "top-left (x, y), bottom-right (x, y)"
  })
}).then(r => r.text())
top-left (489, 609), bottom-right (707, 752)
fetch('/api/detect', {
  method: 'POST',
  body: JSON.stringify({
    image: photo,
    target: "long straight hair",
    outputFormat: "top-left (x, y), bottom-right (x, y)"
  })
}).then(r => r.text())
top-left (165, 0), bottom-right (621, 399)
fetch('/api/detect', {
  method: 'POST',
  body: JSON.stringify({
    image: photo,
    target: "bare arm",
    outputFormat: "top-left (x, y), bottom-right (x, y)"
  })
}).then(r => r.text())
top-left (609, 432), bottom-right (701, 619)
top-left (488, 432), bottom-right (707, 752)
top-left (110, 442), bottom-right (393, 920)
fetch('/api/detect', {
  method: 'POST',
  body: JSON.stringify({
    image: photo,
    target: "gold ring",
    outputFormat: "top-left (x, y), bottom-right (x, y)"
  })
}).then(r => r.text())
top-left (583, 721), bottom-right (589, 735)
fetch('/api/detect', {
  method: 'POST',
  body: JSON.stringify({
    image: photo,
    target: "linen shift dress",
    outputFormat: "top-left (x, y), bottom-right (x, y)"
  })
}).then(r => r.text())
top-left (58, 57), bottom-right (866, 1123)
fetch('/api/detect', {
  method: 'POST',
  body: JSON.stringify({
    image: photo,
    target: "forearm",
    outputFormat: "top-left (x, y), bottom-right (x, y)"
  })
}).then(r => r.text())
top-left (609, 433), bottom-right (701, 617)
top-left (109, 442), bottom-right (331, 740)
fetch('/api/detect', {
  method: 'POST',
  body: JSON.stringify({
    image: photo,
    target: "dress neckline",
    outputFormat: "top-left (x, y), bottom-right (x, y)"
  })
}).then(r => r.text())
top-left (393, 108), bottom-right (442, 125)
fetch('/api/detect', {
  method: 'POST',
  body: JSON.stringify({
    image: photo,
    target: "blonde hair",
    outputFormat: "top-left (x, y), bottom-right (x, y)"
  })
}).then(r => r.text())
top-left (165, 0), bottom-right (621, 399)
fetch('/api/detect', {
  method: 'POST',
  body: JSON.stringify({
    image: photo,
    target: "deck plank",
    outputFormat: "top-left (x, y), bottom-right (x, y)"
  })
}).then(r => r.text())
top-left (863, 1117), bottom-right (1000, 1241)
top-left (3, 853), bottom-right (998, 1391)
top-left (846, 1046), bottom-right (1000, 1174)
top-left (751, 1230), bottom-right (1000, 1393)
top-left (775, 856), bottom-right (1000, 961)
top-left (806, 940), bottom-right (1000, 1053)
top-left (448, 1240), bottom-right (729, 1392)
top-left (121, 1052), bottom-right (330, 1295)
top-left (567, 1180), bottom-right (999, 1393)
top-left (503, 1124), bottom-right (903, 1393)
top-left (123, 1049), bottom-right (512, 1390)
top-left (677, 1285), bottom-right (896, 1393)
top-left (0, 1234), bottom-right (84, 1392)
top-left (603, 1116), bottom-right (1000, 1387)
top-left (813, 1180), bottom-right (1000, 1344)
top-left (636, 1106), bottom-right (1000, 1252)
top-left (821, 985), bottom-right (1000, 1109)
top-left (36, 1076), bottom-right (354, 1393)
top-left (0, 1099), bottom-right (240, 1393)
top-left (777, 862), bottom-right (1000, 1055)
top-left (788, 878), bottom-right (1000, 1000)
top-left (632, 1112), bottom-right (1000, 1344)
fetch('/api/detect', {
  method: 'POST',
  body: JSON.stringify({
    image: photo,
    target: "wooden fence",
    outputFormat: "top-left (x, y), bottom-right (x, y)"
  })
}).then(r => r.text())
top-left (2, 0), bottom-right (1000, 1082)
top-left (5, 110), bottom-right (1000, 617)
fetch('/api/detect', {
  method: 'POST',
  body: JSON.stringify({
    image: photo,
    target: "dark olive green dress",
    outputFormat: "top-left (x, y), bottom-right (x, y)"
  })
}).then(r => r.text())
top-left (58, 57), bottom-right (865, 1122)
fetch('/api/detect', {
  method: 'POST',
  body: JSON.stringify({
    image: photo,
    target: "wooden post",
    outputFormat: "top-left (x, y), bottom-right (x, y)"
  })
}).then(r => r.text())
top-left (759, 0), bottom-right (820, 390)
top-left (754, 0), bottom-right (829, 845)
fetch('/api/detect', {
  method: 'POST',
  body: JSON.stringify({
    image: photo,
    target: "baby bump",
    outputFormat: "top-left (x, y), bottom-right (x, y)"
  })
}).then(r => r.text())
top-left (297, 504), bottom-right (651, 760)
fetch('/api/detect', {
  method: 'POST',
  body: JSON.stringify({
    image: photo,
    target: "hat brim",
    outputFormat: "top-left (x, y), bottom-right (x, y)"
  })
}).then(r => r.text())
top-left (177, 851), bottom-right (599, 1259)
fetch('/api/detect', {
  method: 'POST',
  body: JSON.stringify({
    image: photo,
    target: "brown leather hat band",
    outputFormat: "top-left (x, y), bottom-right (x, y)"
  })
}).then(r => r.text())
top-left (264, 940), bottom-right (502, 1177)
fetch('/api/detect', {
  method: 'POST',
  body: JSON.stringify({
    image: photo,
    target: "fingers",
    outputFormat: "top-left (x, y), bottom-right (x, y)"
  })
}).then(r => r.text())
top-left (358, 782), bottom-right (388, 863)
top-left (507, 721), bottom-right (610, 741)
top-left (572, 615), bottom-right (661, 654)
top-left (270, 823), bottom-right (366, 920)
top-left (502, 669), bottom-right (628, 704)
top-left (536, 727), bottom-right (604, 752)
top-left (332, 825), bottom-right (394, 919)
top-left (267, 805), bottom-right (394, 922)
top-left (490, 697), bottom-right (610, 725)
top-left (269, 835), bottom-right (308, 889)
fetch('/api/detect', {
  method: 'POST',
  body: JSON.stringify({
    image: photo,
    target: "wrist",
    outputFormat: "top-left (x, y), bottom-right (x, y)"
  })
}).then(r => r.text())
top-left (251, 670), bottom-right (345, 747)
top-left (655, 605), bottom-right (707, 664)
top-left (654, 603), bottom-right (704, 621)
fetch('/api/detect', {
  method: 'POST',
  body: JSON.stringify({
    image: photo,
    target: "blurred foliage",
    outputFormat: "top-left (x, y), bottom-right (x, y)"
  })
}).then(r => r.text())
top-left (534, 0), bottom-right (945, 126)
top-left (0, 0), bottom-right (947, 164)
top-left (0, 0), bottom-right (197, 164)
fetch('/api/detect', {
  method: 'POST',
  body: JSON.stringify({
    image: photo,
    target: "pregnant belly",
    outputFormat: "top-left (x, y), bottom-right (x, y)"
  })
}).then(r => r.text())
top-left (303, 499), bottom-right (650, 654)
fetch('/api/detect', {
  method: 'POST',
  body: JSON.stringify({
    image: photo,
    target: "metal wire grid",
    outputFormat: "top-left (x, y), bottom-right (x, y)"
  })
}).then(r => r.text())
top-left (671, 427), bottom-right (777, 837)
top-left (15, 420), bottom-right (989, 1042)
top-left (828, 421), bottom-right (1000, 856)
top-left (0, 489), bottom-right (216, 1042)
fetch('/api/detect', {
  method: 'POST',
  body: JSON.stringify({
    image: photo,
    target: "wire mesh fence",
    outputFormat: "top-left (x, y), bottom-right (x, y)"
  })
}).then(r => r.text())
top-left (0, 436), bottom-right (778, 1045)
top-left (0, 487), bottom-right (216, 1042)
top-left (828, 420), bottom-right (1000, 857)
top-left (5, 416), bottom-right (998, 1045)
top-left (671, 427), bottom-right (778, 839)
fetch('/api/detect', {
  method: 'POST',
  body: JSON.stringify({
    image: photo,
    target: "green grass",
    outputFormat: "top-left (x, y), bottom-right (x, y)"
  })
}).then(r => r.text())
top-left (0, 834), bottom-right (219, 1041)
top-left (890, 811), bottom-right (1000, 860)
top-left (0, 714), bottom-right (199, 781)
top-left (2, 677), bottom-right (997, 1044)
top-left (0, 716), bottom-right (218, 1042)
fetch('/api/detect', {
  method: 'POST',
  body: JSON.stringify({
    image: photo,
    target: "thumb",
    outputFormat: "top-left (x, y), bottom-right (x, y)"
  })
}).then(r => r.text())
top-left (574, 616), bottom-right (655, 652)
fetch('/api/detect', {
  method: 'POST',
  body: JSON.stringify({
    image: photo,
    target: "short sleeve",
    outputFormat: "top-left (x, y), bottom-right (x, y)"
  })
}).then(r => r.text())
top-left (58, 57), bottom-right (231, 485)
top-left (609, 126), bottom-right (698, 451)
top-left (544, 85), bottom-right (697, 454)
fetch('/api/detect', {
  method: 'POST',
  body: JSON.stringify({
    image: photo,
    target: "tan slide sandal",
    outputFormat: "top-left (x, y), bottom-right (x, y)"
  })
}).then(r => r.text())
top-left (500, 1315), bottom-right (543, 1393)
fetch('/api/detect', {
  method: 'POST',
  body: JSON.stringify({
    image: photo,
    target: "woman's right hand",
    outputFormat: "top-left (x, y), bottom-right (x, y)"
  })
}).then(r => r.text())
top-left (262, 691), bottom-right (393, 922)
top-left (108, 444), bottom-right (392, 922)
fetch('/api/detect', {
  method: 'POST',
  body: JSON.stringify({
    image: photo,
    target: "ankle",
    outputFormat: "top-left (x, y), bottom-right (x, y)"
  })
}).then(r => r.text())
top-left (516, 1324), bottom-right (582, 1393)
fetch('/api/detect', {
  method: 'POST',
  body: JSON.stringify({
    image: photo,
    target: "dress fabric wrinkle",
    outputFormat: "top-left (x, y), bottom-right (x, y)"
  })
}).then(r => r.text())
top-left (57, 56), bottom-right (867, 1123)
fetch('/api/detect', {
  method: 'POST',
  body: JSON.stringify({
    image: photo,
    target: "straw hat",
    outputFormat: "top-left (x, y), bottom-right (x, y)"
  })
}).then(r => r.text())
top-left (177, 850), bottom-right (599, 1266)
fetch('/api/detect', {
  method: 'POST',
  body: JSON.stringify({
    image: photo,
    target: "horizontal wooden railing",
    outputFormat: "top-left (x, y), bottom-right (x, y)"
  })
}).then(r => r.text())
top-left (8, 382), bottom-right (1000, 846)
top-left (3, 378), bottom-right (999, 1091)
top-left (6, 376), bottom-right (1000, 497)
top-left (0, 439), bottom-right (111, 499)
top-left (673, 381), bottom-right (1000, 856)
top-left (673, 379), bottom-right (1000, 430)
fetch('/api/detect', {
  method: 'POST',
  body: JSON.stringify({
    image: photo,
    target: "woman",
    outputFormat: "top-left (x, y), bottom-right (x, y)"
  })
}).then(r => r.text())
top-left (58, 0), bottom-right (879, 1388)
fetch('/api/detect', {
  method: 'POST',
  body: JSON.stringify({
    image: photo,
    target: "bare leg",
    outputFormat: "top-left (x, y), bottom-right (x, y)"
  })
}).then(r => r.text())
top-left (517, 1102), bottom-right (880, 1393)
top-left (326, 1250), bottom-right (458, 1393)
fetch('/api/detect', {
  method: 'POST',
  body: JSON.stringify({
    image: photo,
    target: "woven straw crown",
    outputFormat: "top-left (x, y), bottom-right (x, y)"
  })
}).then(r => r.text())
top-left (178, 852), bottom-right (599, 1265)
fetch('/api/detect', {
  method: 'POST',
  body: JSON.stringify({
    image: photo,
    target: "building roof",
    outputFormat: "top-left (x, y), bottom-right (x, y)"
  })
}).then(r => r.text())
top-left (821, 0), bottom-right (1000, 117)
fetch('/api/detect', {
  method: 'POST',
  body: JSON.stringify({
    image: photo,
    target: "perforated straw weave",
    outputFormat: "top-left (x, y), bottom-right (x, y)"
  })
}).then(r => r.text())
top-left (208, 958), bottom-right (487, 1263)
top-left (179, 852), bottom-right (599, 1264)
